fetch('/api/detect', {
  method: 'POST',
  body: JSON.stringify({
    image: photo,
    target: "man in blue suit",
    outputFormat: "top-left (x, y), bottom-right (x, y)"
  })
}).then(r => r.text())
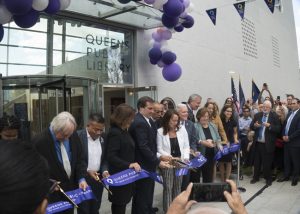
top-left (77, 113), bottom-right (109, 214)
top-left (279, 98), bottom-right (300, 186)
top-left (130, 96), bottom-right (170, 214)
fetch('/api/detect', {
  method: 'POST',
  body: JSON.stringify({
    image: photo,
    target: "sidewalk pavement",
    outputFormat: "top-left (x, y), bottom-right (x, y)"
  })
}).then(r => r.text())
top-left (79, 174), bottom-right (300, 214)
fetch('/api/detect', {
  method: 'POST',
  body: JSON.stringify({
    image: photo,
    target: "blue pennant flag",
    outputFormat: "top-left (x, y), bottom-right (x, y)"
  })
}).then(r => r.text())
top-left (46, 186), bottom-right (95, 214)
top-left (206, 8), bottom-right (217, 25)
top-left (239, 77), bottom-right (246, 112)
top-left (233, 2), bottom-right (246, 19)
top-left (264, 0), bottom-right (275, 13)
top-left (175, 154), bottom-right (207, 176)
top-left (252, 80), bottom-right (260, 103)
top-left (214, 143), bottom-right (240, 161)
top-left (102, 169), bottom-right (162, 187)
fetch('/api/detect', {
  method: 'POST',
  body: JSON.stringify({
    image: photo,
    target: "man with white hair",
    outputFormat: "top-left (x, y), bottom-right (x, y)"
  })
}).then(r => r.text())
top-left (33, 111), bottom-right (88, 214)
top-left (250, 100), bottom-right (281, 186)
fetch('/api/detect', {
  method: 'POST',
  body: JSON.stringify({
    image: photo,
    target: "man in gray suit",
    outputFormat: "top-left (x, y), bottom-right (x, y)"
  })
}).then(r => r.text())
top-left (77, 113), bottom-right (109, 214)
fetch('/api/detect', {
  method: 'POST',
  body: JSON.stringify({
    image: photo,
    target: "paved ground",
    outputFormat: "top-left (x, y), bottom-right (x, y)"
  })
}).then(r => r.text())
top-left (76, 173), bottom-right (300, 214)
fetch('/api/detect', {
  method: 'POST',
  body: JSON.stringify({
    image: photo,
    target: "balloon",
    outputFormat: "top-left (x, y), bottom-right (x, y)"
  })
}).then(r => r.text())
top-left (148, 47), bottom-right (162, 61)
top-left (3, 0), bottom-right (33, 15)
top-left (161, 51), bottom-right (176, 65)
top-left (162, 63), bottom-right (182, 82)
top-left (32, 0), bottom-right (49, 11)
top-left (182, 15), bottom-right (194, 28)
top-left (163, 0), bottom-right (184, 18)
top-left (150, 58), bottom-right (158, 65)
top-left (183, 0), bottom-right (190, 8)
top-left (0, 24), bottom-right (4, 42)
top-left (162, 13), bottom-right (179, 28)
top-left (13, 9), bottom-right (39, 28)
top-left (186, 2), bottom-right (194, 13)
top-left (152, 31), bottom-right (162, 42)
top-left (44, 0), bottom-right (60, 14)
top-left (117, 0), bottom-right (131, 4)
top-left (144, 0), bottom-right (155, 4)
top-left (152, 41), bottom-right (161, 49)
top-left (157, 60), bottom-right (165, 68)
top-left (161, 29), bottom-right (172, 40)
top-left (0, 5), bottom-right (12, 24)
top-left (174, 25), bottom-right (184, 32)
top-left (59, 0), bottom-right (71, 10)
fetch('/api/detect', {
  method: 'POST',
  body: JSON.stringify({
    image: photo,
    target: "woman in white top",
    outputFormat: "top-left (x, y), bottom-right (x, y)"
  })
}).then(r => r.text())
top-left (157, 109), bottom-right (190, 213)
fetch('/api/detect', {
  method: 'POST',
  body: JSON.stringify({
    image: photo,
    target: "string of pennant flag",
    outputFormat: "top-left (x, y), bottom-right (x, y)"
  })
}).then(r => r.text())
top-left (206, 0), bottom-right (276, 25)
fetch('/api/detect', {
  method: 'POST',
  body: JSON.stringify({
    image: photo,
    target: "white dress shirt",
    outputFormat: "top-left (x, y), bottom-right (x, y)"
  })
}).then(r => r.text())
top-left (87, 129), bottom-right (102, 172)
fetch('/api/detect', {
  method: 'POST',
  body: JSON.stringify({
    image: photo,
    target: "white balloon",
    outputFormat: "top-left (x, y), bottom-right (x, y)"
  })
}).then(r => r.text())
top-left (0, 5), bottom-right (12, 24)
top-left (60, 0), bottom-right (71, 10)
top-left (32, 0), bottom-right (49, 11)
top-left (161, 45), bottom-right (171, 53)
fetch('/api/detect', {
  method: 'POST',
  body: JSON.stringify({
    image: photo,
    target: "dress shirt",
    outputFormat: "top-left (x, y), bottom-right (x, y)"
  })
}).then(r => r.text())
top-left (239, 116), bottom-right (252, 136)
top-left (87, 129), bottom-right (102, 172)
top-left (285, 109), bottom-right (299, 135)
top-left (50, 127), bottom-right (71, 163)
top-left (258, 113), bottom-right (269, 143)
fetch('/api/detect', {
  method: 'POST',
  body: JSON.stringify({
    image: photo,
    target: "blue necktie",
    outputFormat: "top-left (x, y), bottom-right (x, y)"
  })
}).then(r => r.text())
top-left (258, 113), bottom-right (267, 139)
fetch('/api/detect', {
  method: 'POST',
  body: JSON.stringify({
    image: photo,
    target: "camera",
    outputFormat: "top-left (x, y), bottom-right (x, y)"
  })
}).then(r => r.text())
top-left (189, 183), bottom-right (232, 202)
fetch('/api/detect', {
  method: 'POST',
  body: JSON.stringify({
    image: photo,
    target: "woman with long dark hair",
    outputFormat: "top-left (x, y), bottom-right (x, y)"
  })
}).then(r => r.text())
top-left (107, 104), bottom-right (141, 214)
top-left (157, 109), bottom-right (189, 212)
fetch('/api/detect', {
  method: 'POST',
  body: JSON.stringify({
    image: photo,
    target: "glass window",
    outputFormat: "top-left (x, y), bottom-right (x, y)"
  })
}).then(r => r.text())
top-left (8, 64), bottom-right (46, 75)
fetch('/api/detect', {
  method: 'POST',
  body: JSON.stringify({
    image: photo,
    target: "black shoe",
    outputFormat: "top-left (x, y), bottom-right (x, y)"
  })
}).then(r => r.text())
top-left (250, 179), bottom-right (259, 184)
top-left (277, 177), bottom-right (289, 182)
top-left (266, 179), bottom-right (272, 186)
top-left (291, 178), bottom-right (298, 186)
top-left (151, 207), bottom-right (159, 213)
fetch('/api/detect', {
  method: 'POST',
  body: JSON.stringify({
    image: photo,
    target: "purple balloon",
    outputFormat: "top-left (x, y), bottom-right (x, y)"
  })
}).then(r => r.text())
top-left (153, 41), bottom-right (161, 49)
top-left (182, 15), bottom-right (194, 28)
top-left (150, 58), bottom-right (158, 65)
top-left (13, 9), bottom-right (39, 28)
top-left (162, 63), bottom-right (182, 82)
top-left (162, 29), bottom-right (172, 40)
top-left (163, 0), bottom-right (184, 18)
top-left (161, 51), bottom-right (176, 65)
top-left (144, 0), bottom-right (155, 4)
top-left (174, 25), bottom-right (184, 32)
top-left (148, 47), bottom-right (162, 61)
top-left (152, 32), bottom-right (162, 42)
top-left (118, 0), bottom-right (131, 4)
top-left (183, 0), bottom-right (190, 8)
top-left (162, 13), bottom-right (179, 28)
top-left (0, 24), bottom-right (4, 42)
top-left (4, 0), bottom-right (33, 15)
top-left (157, 60), bottom-right (165, 68)
top-left (44, 0), bottom-right (60, 14)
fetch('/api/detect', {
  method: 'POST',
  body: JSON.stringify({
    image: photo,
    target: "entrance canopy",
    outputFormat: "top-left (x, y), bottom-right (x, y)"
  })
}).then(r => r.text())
top-left (64, 0), bottom-right (163, 29)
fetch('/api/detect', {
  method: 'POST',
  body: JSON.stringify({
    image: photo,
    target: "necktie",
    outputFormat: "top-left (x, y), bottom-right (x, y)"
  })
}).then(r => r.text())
top-left (285, 111), bottom-right (295, 135)
top-left (60, 142), bottom-right (71, 178)
top-left (258, 113), bottom-right (267, 139)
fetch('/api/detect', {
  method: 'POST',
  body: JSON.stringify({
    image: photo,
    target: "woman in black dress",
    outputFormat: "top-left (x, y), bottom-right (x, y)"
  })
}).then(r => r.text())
top-left (107, 104), bottom-right (141, 214)
top-left (219, 105), bottom-right (239, 182)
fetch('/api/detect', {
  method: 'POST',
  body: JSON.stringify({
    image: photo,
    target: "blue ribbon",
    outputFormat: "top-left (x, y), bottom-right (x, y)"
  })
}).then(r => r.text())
top-left (102, 169), bottom-right (162, 187)
top-left (46, 186), bottom-right (95, 214)
top-left (214, 143), bottom-right (240, 161)
top-left (175, 154), bottom-right (207, 176)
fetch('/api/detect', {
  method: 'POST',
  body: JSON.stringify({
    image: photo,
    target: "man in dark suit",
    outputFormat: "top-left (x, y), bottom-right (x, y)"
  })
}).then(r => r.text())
top-left (278, 98), bottom-right (300, 186)
top-left (33, 112), bottom-right (88, 214)
top-left (77, 113), bottom-right (109, 214)
top-left (186, 94), bottom-right (202, 122)
top-left (250, 100), bottom-right (281, 186)
top-left (130, 96), bottom-right (170, 214)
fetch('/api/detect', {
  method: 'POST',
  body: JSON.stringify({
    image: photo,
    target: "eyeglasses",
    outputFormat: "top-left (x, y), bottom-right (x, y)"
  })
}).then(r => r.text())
top-left (226, 110), bottom-right (233, 113)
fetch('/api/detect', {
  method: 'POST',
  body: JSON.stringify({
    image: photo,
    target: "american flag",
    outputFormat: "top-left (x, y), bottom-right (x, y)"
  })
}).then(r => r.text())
top-left (231, 77), bottom-right (240, 113)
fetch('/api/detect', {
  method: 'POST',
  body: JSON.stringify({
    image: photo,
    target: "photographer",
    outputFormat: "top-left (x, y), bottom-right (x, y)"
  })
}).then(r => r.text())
top-left (166, 180), bottom-right (247, 214)
top-left (258, 83), bottom-right (274, 108)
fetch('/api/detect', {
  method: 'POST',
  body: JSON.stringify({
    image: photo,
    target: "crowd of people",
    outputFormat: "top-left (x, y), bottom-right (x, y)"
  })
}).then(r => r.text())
top-left (0, 85), bottom-right (299, 214)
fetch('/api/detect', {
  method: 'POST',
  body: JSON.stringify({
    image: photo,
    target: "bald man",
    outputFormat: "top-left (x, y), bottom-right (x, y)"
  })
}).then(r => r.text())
top-left (250, 100), bottom-right (281, 186)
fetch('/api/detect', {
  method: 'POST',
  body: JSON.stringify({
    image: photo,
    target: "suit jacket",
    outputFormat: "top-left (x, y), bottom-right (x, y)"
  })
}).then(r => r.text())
top-left (250, 111), bottom-right (281, 153)
top-left (129, 112), bottom-right (160, 172)
top-left (32, 129), bottom-right (87, 202)
top-left (283, 109), bottom-right (300, 147)
top-left (157, 127), bottom-right (190, 160)
top-left (184, 120), bottom-right (197, 151)
top-left (187, 104), bottom-right (195, 122)
top-left (107, 125), bottom-right (135, 204)
top-left (77, 129), bottom-right (108, 174)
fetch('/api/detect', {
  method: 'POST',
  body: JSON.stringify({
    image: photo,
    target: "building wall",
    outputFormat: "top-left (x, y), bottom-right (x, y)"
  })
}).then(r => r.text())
top-left (135, 0), bottom-right (300, 106)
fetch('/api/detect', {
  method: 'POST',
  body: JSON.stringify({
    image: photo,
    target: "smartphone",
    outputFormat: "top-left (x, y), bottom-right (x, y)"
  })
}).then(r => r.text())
top-left (189, 182), bottom-right (232, 202)
top-left (277, 96), bottom-right (280, 101)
